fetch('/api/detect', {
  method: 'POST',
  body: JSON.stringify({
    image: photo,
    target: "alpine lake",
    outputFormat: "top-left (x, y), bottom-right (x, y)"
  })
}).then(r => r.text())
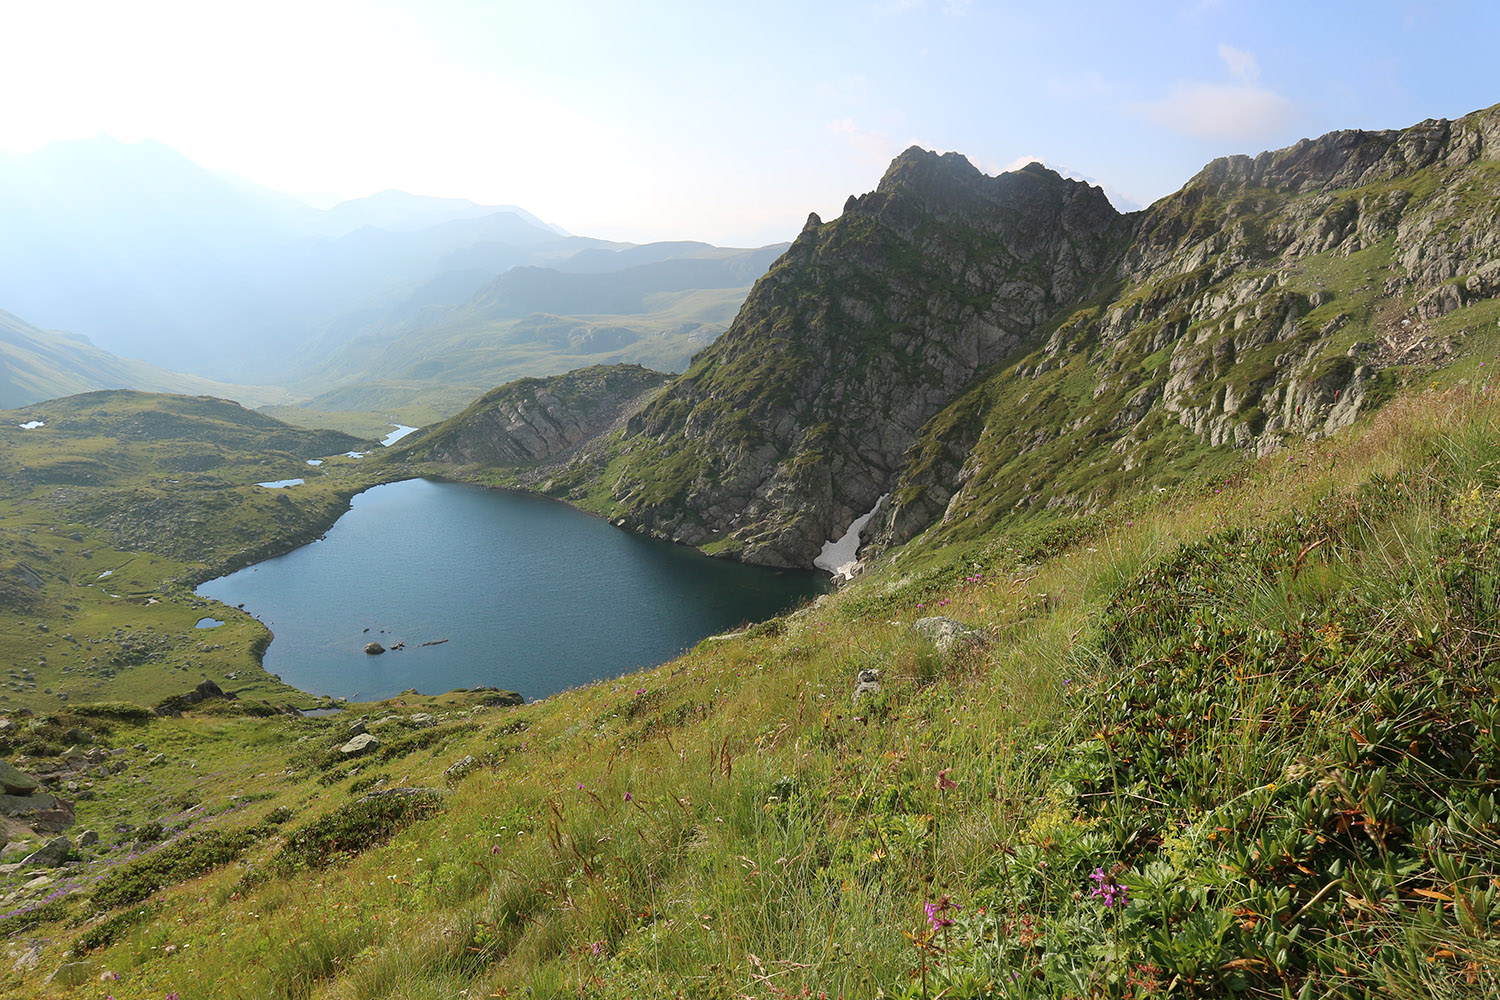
top-left (197, 478), bottom-right (828, 703)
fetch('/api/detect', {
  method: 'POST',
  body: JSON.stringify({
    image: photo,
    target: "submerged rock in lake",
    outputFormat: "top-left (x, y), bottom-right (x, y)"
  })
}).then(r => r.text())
top-left (364, 642), bottom-right (386, 655)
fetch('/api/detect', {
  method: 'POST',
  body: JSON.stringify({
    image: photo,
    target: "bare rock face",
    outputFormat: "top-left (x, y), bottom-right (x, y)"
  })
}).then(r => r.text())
top-left (599, 153), bottom-right (1129, 567)
top-left (410, 365), bottom-right (671, 467)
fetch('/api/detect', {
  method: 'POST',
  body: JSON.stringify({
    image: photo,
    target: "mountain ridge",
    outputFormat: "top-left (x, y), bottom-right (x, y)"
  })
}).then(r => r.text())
top-left (409, 103), bottom-right (1500, 573)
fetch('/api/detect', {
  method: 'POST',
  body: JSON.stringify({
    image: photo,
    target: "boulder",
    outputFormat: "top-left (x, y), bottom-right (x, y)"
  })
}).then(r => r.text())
top-left (0, 792), bottom-right (60, 817)
top-left (21, 835), bottom-right (72, 868)
top-left (340, 733), bottom-right (381, 756)
top-left (43, 960), bottom-right (93, 986)
top-left (195, 679), bottom-right (229, 701)
top-left (11, 940), bottom-right (44, 971)
top-left (409, 713), bottom-right (435, 727)
top-left (364, 642), bottom-right (386, 655)
top-left (913, 616), bottom-right (991, 655)
top-left (347, 718), bottom-right (368, 737)
top-left (0, 760), bottom-right (40, 795)
top-left (78, 829), bottom-right (98, 847)
top-left (445, 755), bottom-right (478, 779)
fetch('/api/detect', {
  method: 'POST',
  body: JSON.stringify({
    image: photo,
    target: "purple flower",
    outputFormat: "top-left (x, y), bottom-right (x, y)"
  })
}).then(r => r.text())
top-left (1090, 866), bottom-right (1129, 908)
top-left (635, 688), bottom-right (646, 695)
top-left (623, 791), bottom-right (632, 801)
top-left (924, 894), bottom-right (960, 931)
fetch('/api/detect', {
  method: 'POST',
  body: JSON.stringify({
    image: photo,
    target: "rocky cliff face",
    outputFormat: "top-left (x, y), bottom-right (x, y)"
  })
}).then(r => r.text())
top-left (876, 104), bottom-right (1500, 553)
top-left (426, 104), bottom-right (1500, 571)
top-left (590, 153), bottom-right (1129, 566)
top-left (401, 364), bottom-right (670, 467)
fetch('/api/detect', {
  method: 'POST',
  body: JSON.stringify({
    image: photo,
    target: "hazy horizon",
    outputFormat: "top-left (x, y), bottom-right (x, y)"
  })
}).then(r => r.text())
top-left (1, 1), bottom-right (1495, 247)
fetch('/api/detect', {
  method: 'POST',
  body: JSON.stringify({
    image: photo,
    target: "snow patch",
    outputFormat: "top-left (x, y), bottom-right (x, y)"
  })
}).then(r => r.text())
top-left (17, 420), bottom-right (44, 429)
top-left (381, 424), bottom-right (418, 447)
top-left (814, 494), bottom-right (888, 581)
top-left (306, 459), bottom-right (324, 466)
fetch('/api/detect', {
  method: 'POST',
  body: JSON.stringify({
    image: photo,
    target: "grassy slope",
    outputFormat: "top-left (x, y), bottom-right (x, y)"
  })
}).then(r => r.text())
top-left (275, 286), bottom-right (750, 431)
top-left (0, 391), bottom-right (395, 712)
top-left (5, 370), bottom-right (1500, 998)
top-left (0, 310), bottom-right (292, 411)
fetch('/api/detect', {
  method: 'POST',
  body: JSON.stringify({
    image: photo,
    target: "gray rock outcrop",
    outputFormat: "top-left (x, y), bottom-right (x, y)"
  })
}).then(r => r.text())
top-left (340, 733), bottom-right (381, 756)
top-left (913, 616), bottom-right (991, 655)
top-left (0, 760), bottom-right (40, 795)
top-left (411, 365), bottom-right (671, 467)
top-left (20, 835), bottom-right (72, 868)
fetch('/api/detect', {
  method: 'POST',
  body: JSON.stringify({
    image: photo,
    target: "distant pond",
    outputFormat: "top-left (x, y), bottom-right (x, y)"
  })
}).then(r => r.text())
top-left (196, 478), bottom-right (827, 702)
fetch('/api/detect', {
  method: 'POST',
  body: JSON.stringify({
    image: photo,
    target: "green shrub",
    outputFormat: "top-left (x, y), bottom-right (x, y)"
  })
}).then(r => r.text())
top-left (70, 902), bottom-right (160, 954)
top-left (0, 899), bottom-right (68, 938)
top-left (271, 791), bottom-right (443, 875)
top-left (92, 830), bottom-right (256, 911)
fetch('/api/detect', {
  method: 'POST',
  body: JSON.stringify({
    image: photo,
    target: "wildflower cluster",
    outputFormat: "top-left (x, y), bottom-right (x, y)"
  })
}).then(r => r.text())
top-left (924, 894), bottom-right (961, 932)
top-left (1090, 865), bottom-right (1128, 908)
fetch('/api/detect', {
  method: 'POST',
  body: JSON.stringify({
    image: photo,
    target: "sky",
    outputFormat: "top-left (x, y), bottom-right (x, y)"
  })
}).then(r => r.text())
top-left (0, 0), bottom-right (1495, 246)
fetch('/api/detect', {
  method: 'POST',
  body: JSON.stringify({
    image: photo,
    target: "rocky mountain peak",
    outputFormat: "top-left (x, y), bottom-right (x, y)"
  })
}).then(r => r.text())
top-left (1189, 102), bottom-right (1500, 198)
top-left (426, 104), bottom-right (1500, 576)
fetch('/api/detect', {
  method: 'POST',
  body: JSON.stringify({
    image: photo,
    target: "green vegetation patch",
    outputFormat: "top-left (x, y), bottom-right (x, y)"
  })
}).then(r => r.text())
top-left (271, 790), bottom-right (444, 874)
top-left (91, 829), bottom-right (258, 911)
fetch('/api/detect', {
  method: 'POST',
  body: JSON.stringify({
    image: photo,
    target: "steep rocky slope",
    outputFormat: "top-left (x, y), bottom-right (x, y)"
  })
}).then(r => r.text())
top-left (882, 105), bottom-right (1500, 549)
top-left (567, 155), bottom-right (1129, 565)
top-left (399, 364), bottom-right (670, 468)
top-left (424, 104), bottom-right (1500, 570)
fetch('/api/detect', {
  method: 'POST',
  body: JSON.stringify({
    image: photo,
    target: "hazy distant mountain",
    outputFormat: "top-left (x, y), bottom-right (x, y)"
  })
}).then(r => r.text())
top-left (461, 246), bottom-right (787, 320)
top-left (291, 242), bottom-right (787, 419)
top-left (318, 190), bottom-right (567, 237)
top-left (0, 308), bottom-right (290, 410)
top-left (0, 135), bottom-right (782, 398)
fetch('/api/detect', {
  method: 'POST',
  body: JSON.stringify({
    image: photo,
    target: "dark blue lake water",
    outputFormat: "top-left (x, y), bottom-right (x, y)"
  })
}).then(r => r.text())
top-left (196, 478), bottom-right (826, 702)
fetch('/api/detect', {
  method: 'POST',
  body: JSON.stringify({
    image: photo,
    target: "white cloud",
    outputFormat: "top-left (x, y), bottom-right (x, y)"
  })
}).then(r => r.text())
top-left (829, 118), bottom-right (901, 163)
top-left (1217, 43), bottom-right (1260, 84)
top-left (1129, 44), bottom-right (1298, 142)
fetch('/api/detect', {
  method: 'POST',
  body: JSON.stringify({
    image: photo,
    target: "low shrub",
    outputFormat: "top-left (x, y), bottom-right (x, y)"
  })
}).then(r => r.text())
top-left (92, 830), bottom-right (256, 910)
top-left (271, 790), bottom-right (443, 875)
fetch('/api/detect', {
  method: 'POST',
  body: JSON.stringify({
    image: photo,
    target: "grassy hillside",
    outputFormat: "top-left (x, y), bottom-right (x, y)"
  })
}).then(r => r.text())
top-left (0, 309), bottom-right (292, 410)
top-left (284, 286), bottom-right (751, 430)
top-left (0, 391), bottom-right (393, 712)
top-left (3, 377), bottom-right (1498, 998)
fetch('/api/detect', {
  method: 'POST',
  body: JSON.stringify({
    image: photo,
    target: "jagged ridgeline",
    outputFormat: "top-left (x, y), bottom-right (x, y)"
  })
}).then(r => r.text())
top-left (413, 104), bottom-right (1500, 570)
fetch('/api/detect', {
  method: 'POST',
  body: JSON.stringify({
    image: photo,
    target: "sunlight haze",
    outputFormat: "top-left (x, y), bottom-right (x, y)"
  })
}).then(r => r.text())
top-left (1, 0), bottom-right (1494, 244)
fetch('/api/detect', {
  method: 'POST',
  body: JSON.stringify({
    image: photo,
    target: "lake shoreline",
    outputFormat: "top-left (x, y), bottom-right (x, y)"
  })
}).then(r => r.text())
top-left (196, 477), bottom-right (828, 704)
